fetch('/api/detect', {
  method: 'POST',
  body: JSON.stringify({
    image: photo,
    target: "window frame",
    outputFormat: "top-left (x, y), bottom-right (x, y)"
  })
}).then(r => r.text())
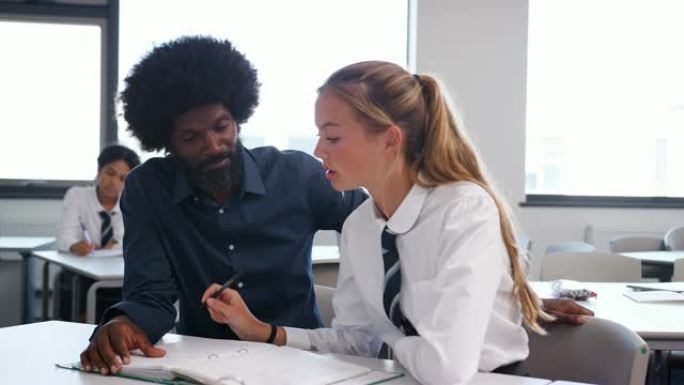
top-left (0, 0), bottom-right (118, 199)
top-left (522, 194), bottom-right (684, 209)
top-left (524, 0), bottom-right (684, 209)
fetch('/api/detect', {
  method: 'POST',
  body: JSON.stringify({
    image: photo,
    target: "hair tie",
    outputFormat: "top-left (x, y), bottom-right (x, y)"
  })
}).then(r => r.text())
top-left (413, 74), bottom-right (420, 82)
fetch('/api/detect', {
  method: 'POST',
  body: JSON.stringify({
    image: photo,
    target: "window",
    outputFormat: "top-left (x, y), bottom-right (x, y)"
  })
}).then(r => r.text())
top-left (0, 18), bottom-right (103, 182)
top-left (526, 0), bottom-right (684, 202)
top-left (118, 0), bottom-right (410, 160)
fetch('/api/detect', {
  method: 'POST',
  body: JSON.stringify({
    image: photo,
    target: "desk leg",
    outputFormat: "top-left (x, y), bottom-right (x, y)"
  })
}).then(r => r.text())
top-left (71, 274), bottom-right (81, 322)
top-left (20, 251), bottom-right (35, 324)
top-left (86, 280), bottom-right (123, 324)
top-left (42, 261), bottom-right (50, 321)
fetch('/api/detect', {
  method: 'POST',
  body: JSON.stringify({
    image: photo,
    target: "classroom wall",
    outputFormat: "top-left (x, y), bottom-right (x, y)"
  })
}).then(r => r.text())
top-left (414, 0), bottom-right (683, 278)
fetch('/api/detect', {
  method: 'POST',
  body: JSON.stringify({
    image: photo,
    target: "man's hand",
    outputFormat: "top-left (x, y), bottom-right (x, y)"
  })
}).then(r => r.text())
top-left (542, 298), bottom-right (594, 325)
top-left (80, 315), bottom-right (165, 375)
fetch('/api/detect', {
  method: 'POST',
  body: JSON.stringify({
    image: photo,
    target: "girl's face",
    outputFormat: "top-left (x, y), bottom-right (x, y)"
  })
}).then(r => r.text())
top-left (97, 160), bottom-right (131, 202)
top-left (313, 91), bottom-right (391, 191)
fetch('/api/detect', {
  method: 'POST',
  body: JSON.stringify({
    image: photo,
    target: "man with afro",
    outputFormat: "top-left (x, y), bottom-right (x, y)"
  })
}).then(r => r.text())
top-left (80, 36), bottom-right (366, 374)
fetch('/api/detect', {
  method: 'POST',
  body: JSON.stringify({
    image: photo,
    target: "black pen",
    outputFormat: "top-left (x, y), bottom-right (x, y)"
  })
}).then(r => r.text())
top-left (211, 270), bottom-right (244, 299)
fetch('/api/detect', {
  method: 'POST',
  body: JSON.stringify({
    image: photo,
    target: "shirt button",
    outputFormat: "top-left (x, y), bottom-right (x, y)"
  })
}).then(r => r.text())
top-left (228, 244), bottom-right (235, 251)
top-left (218, 208), bottom-right (224, 214)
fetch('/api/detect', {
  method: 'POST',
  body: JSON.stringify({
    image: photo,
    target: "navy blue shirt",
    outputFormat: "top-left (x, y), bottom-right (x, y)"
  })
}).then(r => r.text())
top-left (103, 147), bottom-right (366, 343)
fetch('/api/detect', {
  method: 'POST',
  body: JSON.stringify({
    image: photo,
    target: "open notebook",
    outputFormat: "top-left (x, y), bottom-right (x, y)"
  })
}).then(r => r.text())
top-left (623, 283), bottom-right (684, 302)
top-left (57, 337), bottom-right (403, 385)
top-left (89, 248), bottom-right (123, 258)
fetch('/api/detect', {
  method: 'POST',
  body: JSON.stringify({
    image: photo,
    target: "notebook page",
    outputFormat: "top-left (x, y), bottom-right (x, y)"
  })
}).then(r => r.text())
top-left (174, 345), bottom-right (377, 385)
top-left (623, 290), bottom-right (684, 302)
top-left (91, 249), bottom-right (123, 258)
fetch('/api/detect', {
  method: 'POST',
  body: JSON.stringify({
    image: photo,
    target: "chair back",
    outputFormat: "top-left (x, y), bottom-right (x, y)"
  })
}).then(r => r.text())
top-left (673, 258), bottom-right (684, 282)
top-left (545, 241), bottom-right (595, 255)
top-left (664, 226), bottom-right (684, 251)
top-left (522, 317), bottom-right (649, 385)
top-left (609, 235), bottom-right (663, 253)
top-left (541, 252), bottom-right (641, 282)
top-left (314, 284), bottom-right (335, 327)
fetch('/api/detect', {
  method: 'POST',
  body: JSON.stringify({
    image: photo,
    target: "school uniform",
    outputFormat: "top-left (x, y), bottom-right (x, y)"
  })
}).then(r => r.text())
top-left (285, 181), bottom-right (528, 385)
top-left (55, 185), bottom-right (124, 321)
top-left (56, 185), bottom-right (124, 251)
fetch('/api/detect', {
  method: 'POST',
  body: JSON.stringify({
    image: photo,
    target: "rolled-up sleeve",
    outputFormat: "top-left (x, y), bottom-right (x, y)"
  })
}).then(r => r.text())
top-left (100, 172), bottom-right (177, 343)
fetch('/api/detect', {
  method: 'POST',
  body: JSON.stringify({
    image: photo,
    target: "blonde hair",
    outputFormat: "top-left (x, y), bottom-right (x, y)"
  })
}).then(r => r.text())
top-left (320, 61), bottom-right (551, 333)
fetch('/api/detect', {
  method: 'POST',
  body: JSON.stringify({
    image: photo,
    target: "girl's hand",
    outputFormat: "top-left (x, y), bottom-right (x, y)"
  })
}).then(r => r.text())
top-left (201, 284), bottom-right (271, 342)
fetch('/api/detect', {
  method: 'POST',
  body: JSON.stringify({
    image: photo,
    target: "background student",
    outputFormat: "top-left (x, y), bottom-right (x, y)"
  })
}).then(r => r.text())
top-left (202, 61), bottom-right (579, 385)
top-left (55, 144), bottom-right (140, 320)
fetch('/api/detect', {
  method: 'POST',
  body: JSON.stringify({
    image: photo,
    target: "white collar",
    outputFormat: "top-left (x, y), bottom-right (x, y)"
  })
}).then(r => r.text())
top-left (373, 184), bottom-right (429, 235)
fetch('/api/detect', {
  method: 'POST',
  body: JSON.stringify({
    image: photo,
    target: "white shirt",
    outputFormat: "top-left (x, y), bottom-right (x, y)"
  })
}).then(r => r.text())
top-left (56, 185), bottom-right (124, 252)
top-left (285, 182), bottom-right (528, 385)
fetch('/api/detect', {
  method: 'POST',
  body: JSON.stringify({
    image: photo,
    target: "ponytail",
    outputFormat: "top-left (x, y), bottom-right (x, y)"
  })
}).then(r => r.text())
top-left (415, 74), bottom-right (553, 333)
top-left (321, 62), bottom-right (552, 333)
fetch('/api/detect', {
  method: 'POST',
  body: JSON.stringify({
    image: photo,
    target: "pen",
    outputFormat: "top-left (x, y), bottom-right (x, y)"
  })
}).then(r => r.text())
top-left (211, 271), bottom-right (244, 299)
top-left (80, 223), bottom-right (94, 256)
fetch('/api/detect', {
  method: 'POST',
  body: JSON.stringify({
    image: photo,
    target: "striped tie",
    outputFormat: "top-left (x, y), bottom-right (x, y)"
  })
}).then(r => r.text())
top-left (99, 211), bottom-right (113, 246)
top-left (378, 226), bottom-right (418, 359)
top-left (381, 226), bottom-right (403, 328)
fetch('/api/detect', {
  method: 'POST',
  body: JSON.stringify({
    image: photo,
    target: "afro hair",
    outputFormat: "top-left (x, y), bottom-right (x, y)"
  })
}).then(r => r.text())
top-left (120, 36), bottom-right (260, 152)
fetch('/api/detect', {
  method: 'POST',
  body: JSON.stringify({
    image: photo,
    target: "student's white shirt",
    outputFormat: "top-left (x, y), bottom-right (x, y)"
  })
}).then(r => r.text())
top-left (56, 185), bottom-right (124, 252)
top-left (285, 182), bottom-right (528, 385)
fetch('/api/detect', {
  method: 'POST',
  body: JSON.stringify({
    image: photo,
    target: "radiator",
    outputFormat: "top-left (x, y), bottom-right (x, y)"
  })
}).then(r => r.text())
top-left (583, 225), bottom-right (664, 252)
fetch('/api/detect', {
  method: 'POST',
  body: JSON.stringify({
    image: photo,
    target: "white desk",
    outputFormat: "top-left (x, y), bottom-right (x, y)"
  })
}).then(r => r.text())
top-left (622, 251), bottom-right (684, 266)
top-left (32, 250), bottom-right (124, 324)
top-left (0, 236), bottom-right (55, 323)
top-left (0, 321), bottom-right (557, 385)
top-left (32, 247), bottom-right (339, 324)
top-left (312, 245), bottom-right (340, 264)
top-left (532, 281), bottom-right (684, 351)
top-left (622, 251), bottom-right (684, 282)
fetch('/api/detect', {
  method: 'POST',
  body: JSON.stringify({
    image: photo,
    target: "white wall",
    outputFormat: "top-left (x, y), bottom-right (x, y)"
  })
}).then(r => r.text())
top-left (415, 0), bottom-right (684, 278)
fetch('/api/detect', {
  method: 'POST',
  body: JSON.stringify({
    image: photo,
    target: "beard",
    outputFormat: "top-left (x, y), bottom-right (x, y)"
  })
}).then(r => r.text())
top-left (182, 140), bottom-right (244, 197)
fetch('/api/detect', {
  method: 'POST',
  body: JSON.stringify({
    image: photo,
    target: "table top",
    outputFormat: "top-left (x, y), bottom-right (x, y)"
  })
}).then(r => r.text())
top-left (312, 245), bottom-right (340, 264)
top-left (0, 321), bottom-right (562, 385)
top-left (532, 281), bottom-right (684, 342)
top-left (32, 250), bottom-right (124, 280)
top-left (621, 250), bottom-right (684, 265)
top-left (0, 236), bottom-right (55, 252)
top-left (32, 245), bottom-right (336, 277)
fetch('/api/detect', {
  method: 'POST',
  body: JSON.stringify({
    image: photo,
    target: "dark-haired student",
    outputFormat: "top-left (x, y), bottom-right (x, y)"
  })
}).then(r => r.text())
top-left (55, 144), bottom-right (140, 320)
top-left (80, 36), bottom-right (591, 376)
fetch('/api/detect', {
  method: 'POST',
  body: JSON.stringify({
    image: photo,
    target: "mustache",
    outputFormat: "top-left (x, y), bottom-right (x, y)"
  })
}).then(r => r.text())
top-left (197, 151), bottom-right (233, 169)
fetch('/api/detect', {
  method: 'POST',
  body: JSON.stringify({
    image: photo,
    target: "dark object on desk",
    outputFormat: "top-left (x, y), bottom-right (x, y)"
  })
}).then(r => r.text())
top-left (210, 271), bottom-right (244, 299)
top-left (55, 270), bottom-right (121, 322)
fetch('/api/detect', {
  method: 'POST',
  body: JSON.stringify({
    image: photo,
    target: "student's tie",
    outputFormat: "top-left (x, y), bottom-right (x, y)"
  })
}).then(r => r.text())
top-left (382, 226), bottom-right (404, 328)
top-left (99, 211), bottom-right (113, 246)
top-left (378, 226), bottom-right (417, 359)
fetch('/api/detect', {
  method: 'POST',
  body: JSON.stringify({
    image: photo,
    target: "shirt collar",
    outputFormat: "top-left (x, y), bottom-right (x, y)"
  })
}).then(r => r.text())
top-left (92, 185), bottom-right (121, 215)
top-left (172, 148), bottom-right (267, 204)
top-left (379, 184), bottom-right (429, 235)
